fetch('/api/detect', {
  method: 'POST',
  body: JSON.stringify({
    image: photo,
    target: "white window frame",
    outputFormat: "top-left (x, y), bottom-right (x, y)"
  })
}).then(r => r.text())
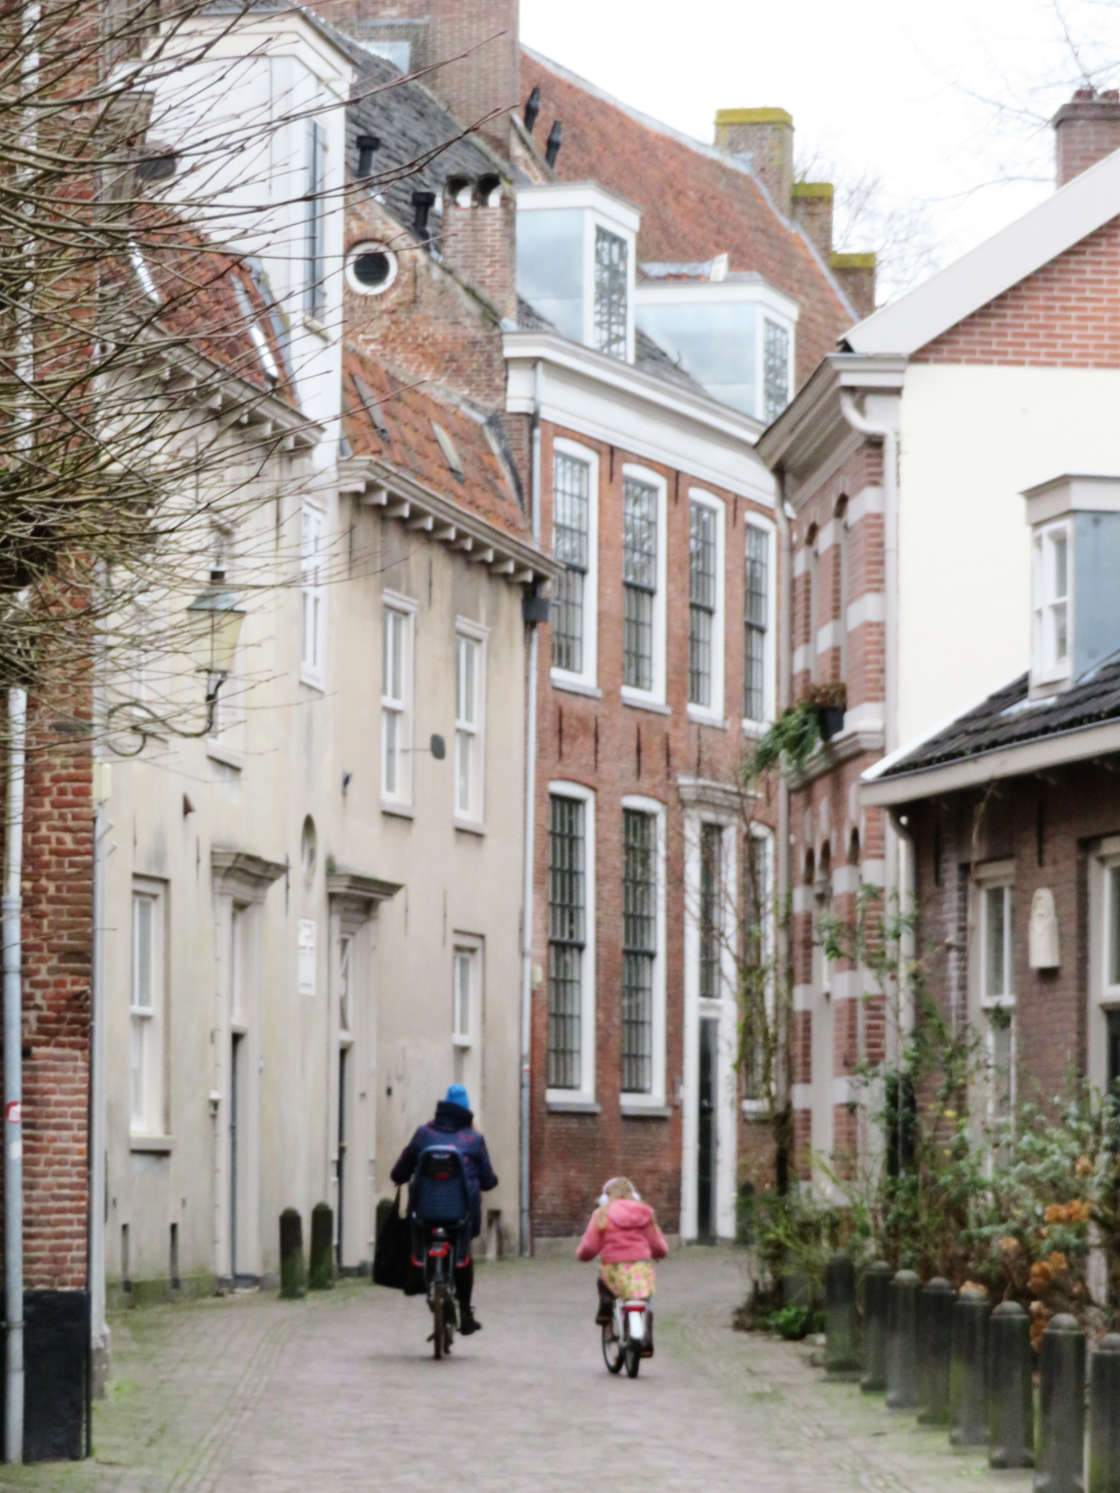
top-left (1089, 838), bottom-right (1120, 1094)
top-left (620, 794), bottom-right (667, 1111)
top-left (546, 780), bottom-right (597, 1108)
top-left (130, 877), bottom-right (167, 1138)
top-left (452, 938), bottom-right (482, 1047)
top-left (687, 489), bottom-right (726, 725)
top-left (550, 438), bottom-right (600, 693)
top-left (972, 862), bottom-right (1016, 1126)
top-left (620, 463), bottom-right (668, 710)
top-left (300, 503), bottom-right (326, 688)
top-left (381, 592), bottom-right (416, 810)
top-left (1032, 519), bottom-right (1072, 688)
top-left (454, 619), bottom-right (488, 827)
top-left (760, 316), bottom-right (795, 422)
top-left (742, 825), bottom-right (775, 1114)
top-left (742, 515), bottom-right (777, 731)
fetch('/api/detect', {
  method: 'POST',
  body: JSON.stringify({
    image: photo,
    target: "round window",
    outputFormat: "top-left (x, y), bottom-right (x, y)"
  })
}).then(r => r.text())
top-left (346, 245), bottom-right (398, 295)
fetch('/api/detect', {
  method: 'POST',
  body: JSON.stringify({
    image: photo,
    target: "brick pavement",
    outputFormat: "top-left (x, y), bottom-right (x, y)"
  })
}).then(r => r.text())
top-left (0, 1249), bottom-right (1031, 1492)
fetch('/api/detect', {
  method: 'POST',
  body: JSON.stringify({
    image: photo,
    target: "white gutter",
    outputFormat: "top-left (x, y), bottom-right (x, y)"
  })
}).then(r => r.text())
top-left (519, 361), bottom-right (543, 1257)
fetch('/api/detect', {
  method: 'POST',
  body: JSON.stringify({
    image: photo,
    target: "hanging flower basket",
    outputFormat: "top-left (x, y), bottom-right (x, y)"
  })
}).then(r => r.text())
top-left (804, 682), bottom-right (847, 742)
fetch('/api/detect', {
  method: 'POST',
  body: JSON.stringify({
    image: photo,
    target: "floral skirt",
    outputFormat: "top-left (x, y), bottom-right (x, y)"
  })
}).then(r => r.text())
top-left (600, 1260), bottom-right (656, 1299)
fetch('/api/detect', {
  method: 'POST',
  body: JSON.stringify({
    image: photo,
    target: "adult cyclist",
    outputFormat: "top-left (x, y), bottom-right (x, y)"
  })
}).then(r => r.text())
top-left (390, 1083), bottom-right (497, 1335)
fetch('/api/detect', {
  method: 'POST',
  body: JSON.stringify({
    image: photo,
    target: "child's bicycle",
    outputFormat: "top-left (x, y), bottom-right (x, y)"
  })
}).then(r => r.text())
top-left (600, 1294), bottom-right (653, 1378)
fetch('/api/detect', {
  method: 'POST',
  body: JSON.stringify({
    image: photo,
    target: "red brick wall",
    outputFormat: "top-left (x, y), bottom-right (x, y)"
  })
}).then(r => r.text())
top-left (915, 213), bottom-right (1120, 367)
top-left (2, 695), bottom-right (94, 1292)
top-left (530, 420), bottom-right (781, 1235)
top-left (908, 765), bottom-right (1117, 1107)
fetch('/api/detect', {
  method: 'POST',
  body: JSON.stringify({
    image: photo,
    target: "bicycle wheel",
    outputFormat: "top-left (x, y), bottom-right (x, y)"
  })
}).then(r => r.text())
top-left (432, 1289), bottom-right (445, 1360)
top-left (601, 1320), bottom-right (624, 1374)
top-left (624, 1341), bottom-right (641, 1378)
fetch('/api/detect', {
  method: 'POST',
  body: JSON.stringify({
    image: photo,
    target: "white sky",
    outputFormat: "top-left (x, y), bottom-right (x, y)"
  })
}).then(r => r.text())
top-left (520, 0), bottom-right (1120, 291)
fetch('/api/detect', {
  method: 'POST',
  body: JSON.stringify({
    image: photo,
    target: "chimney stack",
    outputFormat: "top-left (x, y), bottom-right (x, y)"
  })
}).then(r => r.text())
top-left (714, 107), bottom-right (794, 214)
top-left (830, 253), bottom-right (876, 320)
top-left (1052, 87), bottom-right (1120, 187)
top-left (331, 1), bottom-right (520, 157)
top-left (791, 181), bottom-right (833, 259)
top-left (439, 174), bottom-right (517, 323)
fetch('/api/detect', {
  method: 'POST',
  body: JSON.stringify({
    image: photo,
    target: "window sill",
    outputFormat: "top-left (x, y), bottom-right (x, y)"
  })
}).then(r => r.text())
top-left (741, 718), bottom-right (771, 739)
top-left (545, 1096), bottom-right (601, 1115)
top-left (453, 817), bottom-right (487, 838)
top-left (741, 1100), bottom-right (772, 1121)
top-left (302, 313), bottom-right (330, 343)
top-left (452, 1035), bottom-right (471, 1050)
top-left (688, 707), bottom-right (727, 730)
top-left (551, 675), bottom-right (603, 700)
top-left (381, 801), bottom-right (414, 821)
top-left (130, 1134), bottom-right (173, 1154)
top-left (206, 742), bottom-right (244, 772)
top-left (621, 689), bottom-right (669, 716)
top-left (300, 672), bottom-right (326, 695)
top-left (620, 1102), bottom-right (671, 1120)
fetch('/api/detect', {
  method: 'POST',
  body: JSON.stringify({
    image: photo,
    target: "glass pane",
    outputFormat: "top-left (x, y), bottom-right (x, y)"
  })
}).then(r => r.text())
top-left (131, 1017), bottom-right (145, 1127)
top-left (622, 810), bottom-right (656, 1093)
top-left (548, 794), bottom-right (585, 1089)
top-left (689, 504), bottom-right (717, 609)
top-left (699, 824), bottom-right (722, 1000)
top-left (1053, 602), bottom-right (1068, 664)
top-left (689, 605), bottom-right (712, 707)
top-left (990, 1015), bottom-right (1014, 1120)
top-left (622, 479), bottom-right (657, 589)
top-left (339, 935), bottom-right (352, 1033)
top-left (1051, 530), bottom-right (1068, 600)
top-left (455, 953), bottom-right (471, 1038)
top-left (1110, 867), bottom-right (1120, 987)
top-left (383, 710), bottom-right (398, 795)
top-left (551, 568), bottom-right (585, 674)
top-left (459, 640), bottom-right (476, 726)
top-left (623, 585), bottom-right (654, 690)
top-left (763, 319), bottom-right (791, 422)
top-left (984, 886), bottom-right (1008, 999)
top-left (133, 897), bottom-right (152, 1010)
top-left (635, 299), bottom-right (757, 414)
top-left (515, 208), bottom-right (585, 342)
top-left (553, 455), bottom-right (590, 569)
top-left (456, 728), bottom-right (471, 815)
top-left (593, 226), bottom-right (628, 358)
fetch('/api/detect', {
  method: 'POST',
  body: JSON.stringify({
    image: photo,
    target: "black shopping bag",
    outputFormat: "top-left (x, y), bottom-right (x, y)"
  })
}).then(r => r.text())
top-left (373, 1188), bottom-right (411, 1289)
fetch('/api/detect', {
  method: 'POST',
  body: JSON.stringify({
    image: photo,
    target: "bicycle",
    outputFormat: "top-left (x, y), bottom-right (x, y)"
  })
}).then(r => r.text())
top-left (424, 1225), bottom-right (456, 1360)
top-left (600, 1294), bottom-right (651, 1379)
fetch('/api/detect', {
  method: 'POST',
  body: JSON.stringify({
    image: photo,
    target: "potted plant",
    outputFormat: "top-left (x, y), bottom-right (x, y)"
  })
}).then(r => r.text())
top-left (805, 681), bottom-right (847, 742)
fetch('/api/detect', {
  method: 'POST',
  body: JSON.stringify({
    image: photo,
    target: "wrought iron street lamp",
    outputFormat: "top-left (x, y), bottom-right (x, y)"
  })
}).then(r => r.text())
top-left (107, 571), bottom-right (246, 756)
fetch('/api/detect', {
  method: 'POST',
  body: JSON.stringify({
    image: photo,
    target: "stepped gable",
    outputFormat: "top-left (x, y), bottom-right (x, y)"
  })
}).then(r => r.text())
top-left (343, 345), bottom-right (527, 539)
top-left (520, 48), bottom-right (854, 385)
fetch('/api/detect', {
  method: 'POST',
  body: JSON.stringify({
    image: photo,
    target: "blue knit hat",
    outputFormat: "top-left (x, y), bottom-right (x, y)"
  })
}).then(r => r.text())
top-left (445, 1083), bottom-right (471, 1111)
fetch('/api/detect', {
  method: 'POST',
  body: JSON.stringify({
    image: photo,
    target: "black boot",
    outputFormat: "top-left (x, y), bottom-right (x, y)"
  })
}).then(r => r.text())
top-left (456, 1259), bottom-right (481, 1334)
top-left (596, 1278), bottom-right (614, 1325)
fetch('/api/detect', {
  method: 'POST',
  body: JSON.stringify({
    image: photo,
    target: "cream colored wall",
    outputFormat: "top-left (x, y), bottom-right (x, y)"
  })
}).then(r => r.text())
top-left (103, 465), bottom-right (529, 1289)
top-left (898, 365), bottom-right (1120, 747)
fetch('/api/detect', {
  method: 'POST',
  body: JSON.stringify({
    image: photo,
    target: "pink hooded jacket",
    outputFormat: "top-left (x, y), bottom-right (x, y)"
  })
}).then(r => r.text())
top-left (576, 1198), bottom-right (669, 1265)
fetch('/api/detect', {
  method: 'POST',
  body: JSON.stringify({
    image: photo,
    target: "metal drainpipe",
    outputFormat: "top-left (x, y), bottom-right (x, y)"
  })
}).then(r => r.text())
top-left (519, 361), bottom-right (543, 1257)
top-left (773, 469), bottom-right (794, 1132)
top-left (3, 687), bottom-right (26, 1463)
top-left (837, 391), bottom-right (913, 1044)
top-left (89, 785), bottom-right (111, 1392)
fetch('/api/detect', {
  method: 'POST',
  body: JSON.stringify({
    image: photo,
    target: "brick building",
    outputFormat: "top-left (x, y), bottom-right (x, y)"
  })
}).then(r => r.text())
top-left (506, 51), bottom-right (864, 1240)
top-left (864, 474), bottom-right (1120, 1147)
top-left (758, 88), bottom-right (1120, 1184)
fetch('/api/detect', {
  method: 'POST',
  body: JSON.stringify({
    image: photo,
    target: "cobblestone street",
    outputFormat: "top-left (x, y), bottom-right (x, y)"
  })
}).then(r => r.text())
top-left (2, 1248), bottom-right (1033, 1493)
top-left (0, 1248), bottom-right (1034, 1492)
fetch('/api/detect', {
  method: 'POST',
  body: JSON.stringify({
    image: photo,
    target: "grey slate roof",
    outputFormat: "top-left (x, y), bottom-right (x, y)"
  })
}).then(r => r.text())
top-left (877, 653), bottom-right (1120, 781)
top-left (347, 56), bottom-right (510, 238)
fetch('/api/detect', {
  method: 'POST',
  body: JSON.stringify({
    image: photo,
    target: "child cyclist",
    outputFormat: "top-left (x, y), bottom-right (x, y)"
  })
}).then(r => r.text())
top-left (577, 1177), bottom-right (668, 1350)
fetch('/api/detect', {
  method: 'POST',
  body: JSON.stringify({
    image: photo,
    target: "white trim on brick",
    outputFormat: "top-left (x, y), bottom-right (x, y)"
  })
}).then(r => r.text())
top-left (847, 593), bottom-right (885, 629)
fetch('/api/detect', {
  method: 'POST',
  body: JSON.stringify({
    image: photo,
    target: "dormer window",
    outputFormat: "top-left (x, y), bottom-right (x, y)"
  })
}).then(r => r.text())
top-left (1032, 522), bottom-right (1070, 683)
top-left (516, 183), bottom-right (638, 363)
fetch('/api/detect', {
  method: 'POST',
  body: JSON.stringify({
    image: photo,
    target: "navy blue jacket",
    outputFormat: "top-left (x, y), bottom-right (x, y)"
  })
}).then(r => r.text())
top-left (390, 1100), bottom-right (498, 1237)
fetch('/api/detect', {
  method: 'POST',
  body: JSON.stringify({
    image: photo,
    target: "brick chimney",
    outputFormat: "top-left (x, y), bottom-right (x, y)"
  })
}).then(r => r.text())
top-left (791, 181), bottom-right (833, 259)
top-left (1052, 86), bottom-right (1120, 187)
top-left (439, 173), bottom-right (516, 322)
top-left (830, 253), bottom-right (876, 320)
top-left (330, 1), bottom-right (519, 157)
top-left (713, 107), bottom-right (794, 214)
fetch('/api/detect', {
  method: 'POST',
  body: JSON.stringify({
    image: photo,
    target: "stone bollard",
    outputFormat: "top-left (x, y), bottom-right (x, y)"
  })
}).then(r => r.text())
top-left (279, 1208), bottom-right (305, 1299)
top-left (1035, 1313), bottom-right (1086, 1493)
top-left (989, 1301), bottom-right (1034, 1469)
top-left (824, 1254), bottom-right (861, 1378)
top-left (917, 1278), bottom-right (955, 1426)
top-left (949, 1284), bottom-right (990, 1447)
top-left (886, 1269), bottom-right (921, 1410)
top-left (308, 1202), bottom-right (335, 1291)
top-left (1089, 1333), bottom-right (1120, 1493)
top-left (861, 1260), bottom-right (891, 1393)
